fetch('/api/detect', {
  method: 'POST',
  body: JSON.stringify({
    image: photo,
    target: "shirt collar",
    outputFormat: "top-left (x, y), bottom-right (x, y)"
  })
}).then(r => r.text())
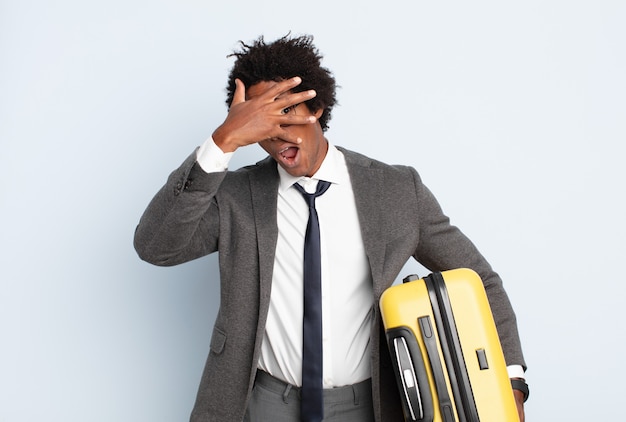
top-left (277, 142), bottom-right (348, 192)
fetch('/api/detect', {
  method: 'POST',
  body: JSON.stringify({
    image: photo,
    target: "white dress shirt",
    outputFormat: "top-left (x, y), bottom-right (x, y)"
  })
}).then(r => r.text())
top-left (196, 138), bottom-right (525, 383)
top-left (198, 139), bottom-right (373, 388)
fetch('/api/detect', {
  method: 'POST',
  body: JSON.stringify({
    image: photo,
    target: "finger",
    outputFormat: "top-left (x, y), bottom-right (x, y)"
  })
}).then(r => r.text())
top-left (275, 89), bottom-right (317, 110)
top-left (279, 113), bottom-right (317, 127)
top-left (261, 76), bottom-right (304, 100)
top-left (231, 78), bottom-right (246, 106)
top-left (274, 129), bottom-right (304, 145)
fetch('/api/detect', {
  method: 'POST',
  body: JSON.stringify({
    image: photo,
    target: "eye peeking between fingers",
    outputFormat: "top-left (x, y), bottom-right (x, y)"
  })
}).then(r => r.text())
top-left (281, 104), bottom-right (299, 115)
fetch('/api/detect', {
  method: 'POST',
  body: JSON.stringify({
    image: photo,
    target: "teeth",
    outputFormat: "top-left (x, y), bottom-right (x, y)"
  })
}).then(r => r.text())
top-left (279, 146), bottom-right (296, 159)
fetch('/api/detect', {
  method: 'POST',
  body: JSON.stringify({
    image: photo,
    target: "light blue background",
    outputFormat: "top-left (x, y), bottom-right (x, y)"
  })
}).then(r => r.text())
top-left (1, 1), bottom-right (624, 420)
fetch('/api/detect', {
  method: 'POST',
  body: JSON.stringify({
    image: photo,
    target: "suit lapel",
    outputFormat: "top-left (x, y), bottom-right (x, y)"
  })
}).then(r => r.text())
top-left (248, 158), bottom-right (280, 316)
top-left (341, 148), bottom-right (388, 298)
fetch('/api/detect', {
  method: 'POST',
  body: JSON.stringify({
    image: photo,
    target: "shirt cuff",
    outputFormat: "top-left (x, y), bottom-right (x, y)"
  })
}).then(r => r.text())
top-left (507, 364), bottom-right (525, 380)
top-left (196, 137), bottom-right (233, 173)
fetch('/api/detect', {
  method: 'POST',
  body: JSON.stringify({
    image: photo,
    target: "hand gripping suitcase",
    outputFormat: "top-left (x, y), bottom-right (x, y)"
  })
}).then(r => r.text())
top-left (379, 268), bottom-right (519, 422)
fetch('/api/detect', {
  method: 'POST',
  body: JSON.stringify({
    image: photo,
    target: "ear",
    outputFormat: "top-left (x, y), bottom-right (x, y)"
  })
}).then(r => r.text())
top-left (313, 108), bottom-right (323, 119)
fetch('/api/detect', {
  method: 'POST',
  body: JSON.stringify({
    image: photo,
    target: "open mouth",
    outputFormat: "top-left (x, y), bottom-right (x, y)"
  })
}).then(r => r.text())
top-left (278, 146), bottom-right (299, 165)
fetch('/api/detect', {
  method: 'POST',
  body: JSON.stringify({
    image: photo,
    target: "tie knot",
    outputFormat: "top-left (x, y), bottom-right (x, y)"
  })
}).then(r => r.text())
top-left (293, 180), bottom-right (331, 207)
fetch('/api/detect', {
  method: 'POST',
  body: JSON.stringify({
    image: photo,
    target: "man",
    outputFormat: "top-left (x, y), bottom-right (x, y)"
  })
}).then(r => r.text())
top-left (134, 34), bottom-right (528, 421)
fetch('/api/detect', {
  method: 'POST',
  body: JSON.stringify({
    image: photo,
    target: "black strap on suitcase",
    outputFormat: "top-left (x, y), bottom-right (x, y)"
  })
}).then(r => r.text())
top-left (424, 272), bottom-right (479, 422)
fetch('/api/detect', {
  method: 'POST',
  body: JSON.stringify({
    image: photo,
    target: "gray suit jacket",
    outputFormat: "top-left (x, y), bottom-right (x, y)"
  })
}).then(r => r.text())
top-left (134, 147), bottom-right (525, 422)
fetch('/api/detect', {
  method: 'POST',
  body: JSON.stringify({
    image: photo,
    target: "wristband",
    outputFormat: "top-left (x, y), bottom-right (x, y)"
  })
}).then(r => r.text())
top-left (511, 379), bottom-right (530, 402)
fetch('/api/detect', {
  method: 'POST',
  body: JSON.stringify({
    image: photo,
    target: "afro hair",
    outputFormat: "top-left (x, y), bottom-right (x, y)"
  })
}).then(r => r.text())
top-left (225, 34), bottom-right (337, 131)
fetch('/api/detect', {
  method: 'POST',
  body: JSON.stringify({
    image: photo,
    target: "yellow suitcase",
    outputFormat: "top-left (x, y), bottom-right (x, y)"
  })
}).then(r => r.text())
top-left (379, 268), bottom-right (519, 422)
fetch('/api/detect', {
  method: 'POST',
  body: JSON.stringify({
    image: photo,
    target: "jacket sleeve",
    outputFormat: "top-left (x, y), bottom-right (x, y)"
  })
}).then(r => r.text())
top-left (133, 150), bottom-right (227, 267)
top-left (410, 168), bottom-right (526, 370)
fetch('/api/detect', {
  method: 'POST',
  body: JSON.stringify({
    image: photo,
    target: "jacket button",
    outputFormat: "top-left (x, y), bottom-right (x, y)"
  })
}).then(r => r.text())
top-left (174, 182), bottom-right (183, 195)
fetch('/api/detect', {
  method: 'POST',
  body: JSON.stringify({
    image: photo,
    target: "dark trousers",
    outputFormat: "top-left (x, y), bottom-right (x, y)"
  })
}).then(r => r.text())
top-left (244, 371), bottom-right (375, 422)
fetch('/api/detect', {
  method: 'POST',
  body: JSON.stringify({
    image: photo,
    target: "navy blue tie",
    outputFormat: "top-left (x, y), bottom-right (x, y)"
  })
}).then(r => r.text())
top-left (293, 180), bottom-right (331, 422)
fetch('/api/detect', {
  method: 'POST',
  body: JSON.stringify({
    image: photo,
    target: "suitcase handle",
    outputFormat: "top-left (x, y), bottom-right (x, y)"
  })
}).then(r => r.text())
top-left (419, 316), bottom-right (456, 422)
top-left (393, 336), bottom-right (425, 421)
top-left (387, 327), bottom-right (434, 422)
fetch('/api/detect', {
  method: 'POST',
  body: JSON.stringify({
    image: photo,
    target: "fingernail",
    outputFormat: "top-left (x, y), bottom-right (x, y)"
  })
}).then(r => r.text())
top-left (293, 76), bottom-right (302, 83)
